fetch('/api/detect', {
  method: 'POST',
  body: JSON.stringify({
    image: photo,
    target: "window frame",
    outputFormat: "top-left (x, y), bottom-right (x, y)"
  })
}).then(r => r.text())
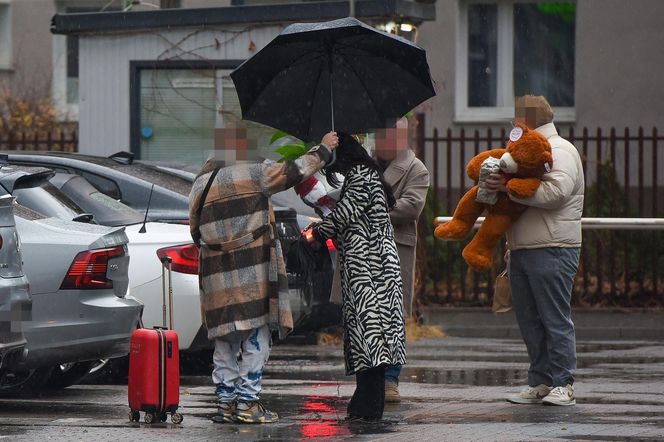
top-left (129, 59), bottom-right (245, 160)
top-left (53, 1), bottom-right (113, 121)
top-left (455, 0), bottom-right (576, 123)
top-left (0, 0), bottom-right (12, 71)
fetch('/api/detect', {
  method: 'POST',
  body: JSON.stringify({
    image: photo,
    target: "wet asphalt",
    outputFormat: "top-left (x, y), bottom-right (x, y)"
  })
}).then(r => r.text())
top-left (0, 336), bottom-right (663, 441)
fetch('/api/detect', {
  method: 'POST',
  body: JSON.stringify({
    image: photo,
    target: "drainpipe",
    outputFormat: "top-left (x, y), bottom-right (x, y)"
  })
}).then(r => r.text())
top-left (349, 0), bottom-right (355, 17)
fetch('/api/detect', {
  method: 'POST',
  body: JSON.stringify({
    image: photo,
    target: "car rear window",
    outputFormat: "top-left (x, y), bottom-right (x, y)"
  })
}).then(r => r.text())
top-left (88, 191), bottom-right (145, 225)
top-left (13, 181), bottom-right (84, 220)
top-left (108, 163), bottom-right (193, 197)
top-left (13, 203), bottom-right (46, 220)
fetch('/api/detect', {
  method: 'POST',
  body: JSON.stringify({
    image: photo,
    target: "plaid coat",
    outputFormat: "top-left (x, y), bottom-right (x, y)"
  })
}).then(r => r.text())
top-left (189, 146), bottom-right (331, 340)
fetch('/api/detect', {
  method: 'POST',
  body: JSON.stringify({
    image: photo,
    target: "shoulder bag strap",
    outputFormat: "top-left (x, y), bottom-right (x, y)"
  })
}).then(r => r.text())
top-left (196, 167), bottom-right (221, 225)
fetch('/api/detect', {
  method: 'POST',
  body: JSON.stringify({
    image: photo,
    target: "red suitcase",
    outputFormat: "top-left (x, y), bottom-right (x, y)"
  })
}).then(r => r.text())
top-left (128, 256), bottom-right (183, 424)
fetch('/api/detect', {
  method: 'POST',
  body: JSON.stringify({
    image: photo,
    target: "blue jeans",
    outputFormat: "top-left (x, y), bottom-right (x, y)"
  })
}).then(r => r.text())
top-left (212, 325), bottom-right (271, 403)
top-left (385, 364), bottom-right (402, 384)
top-left (510, 247), bottom-right (580, 387)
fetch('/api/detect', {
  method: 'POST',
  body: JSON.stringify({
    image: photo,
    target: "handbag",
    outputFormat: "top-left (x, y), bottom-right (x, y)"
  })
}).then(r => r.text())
top-left (492, 269), bottom-right (512, 313)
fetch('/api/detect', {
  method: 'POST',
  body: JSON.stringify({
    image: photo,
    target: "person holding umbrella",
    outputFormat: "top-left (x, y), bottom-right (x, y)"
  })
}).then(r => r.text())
top-left (229, 17), bottom-right (435, 419)
top-left (310, 132), bottom-right (406, 421)
top-left (189, 123), bottom-right (338, 424)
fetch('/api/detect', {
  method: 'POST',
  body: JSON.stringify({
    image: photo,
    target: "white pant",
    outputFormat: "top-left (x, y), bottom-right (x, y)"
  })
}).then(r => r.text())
top-left (212, 325), bottom-right (271, 403)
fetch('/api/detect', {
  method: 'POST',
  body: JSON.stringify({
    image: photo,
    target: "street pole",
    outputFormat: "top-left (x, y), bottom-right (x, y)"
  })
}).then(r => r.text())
top-left (349, 0), bottom-right (355, 17)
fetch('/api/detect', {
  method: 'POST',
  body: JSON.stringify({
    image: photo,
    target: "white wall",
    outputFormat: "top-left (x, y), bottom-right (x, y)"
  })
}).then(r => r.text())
top-left (78, 24), bottom-right (284, 155)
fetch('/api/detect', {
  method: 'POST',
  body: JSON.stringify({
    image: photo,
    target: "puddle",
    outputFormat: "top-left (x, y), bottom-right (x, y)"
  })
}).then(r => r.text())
top-left (402, 367), bottom-right (526, 386)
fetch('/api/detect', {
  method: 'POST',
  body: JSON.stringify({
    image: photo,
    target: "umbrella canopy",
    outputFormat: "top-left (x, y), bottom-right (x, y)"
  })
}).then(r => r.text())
top-left (230, 17), bottom-right (436, 142)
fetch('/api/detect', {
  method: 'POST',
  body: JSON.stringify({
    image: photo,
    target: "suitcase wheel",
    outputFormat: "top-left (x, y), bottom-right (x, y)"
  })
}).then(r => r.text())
top-left (171, 412), bottom-right (183, 425)
top-left (129, 409), bottom-right (140, 422)
top-left (144, 412), bottom-right (156, 424)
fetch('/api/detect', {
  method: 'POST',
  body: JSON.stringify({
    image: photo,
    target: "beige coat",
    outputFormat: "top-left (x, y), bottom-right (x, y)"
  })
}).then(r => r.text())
top-left (329, 149), bottom-right (429, 317)
top-left (189, 146), bottom-right (330, 340)
top-left (382, 149), bottom-right (430, 316)
top-left (507, 123), bottom-right (584, 250)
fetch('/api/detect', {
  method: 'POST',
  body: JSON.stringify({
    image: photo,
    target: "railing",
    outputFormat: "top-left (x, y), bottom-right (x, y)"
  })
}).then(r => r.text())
top-left (434, 217), bottom-right (664, 230)
top-left (421, 218), bottom-right (664, 308)
top-left (415, 116), bottom-right (664, 308)
top-left (0, 129), bottom-right (78, 152)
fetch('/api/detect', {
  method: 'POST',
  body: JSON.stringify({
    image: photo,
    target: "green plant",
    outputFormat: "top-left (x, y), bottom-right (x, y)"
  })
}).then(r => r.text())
top-left (270, 131), bottom-right (316, 162)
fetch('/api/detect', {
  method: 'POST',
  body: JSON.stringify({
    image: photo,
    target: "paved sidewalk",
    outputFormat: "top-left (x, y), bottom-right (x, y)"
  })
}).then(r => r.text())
top-left (423, 307), bottom-right (664, 340)
top-left (0, 337), bottom-right (663, 441)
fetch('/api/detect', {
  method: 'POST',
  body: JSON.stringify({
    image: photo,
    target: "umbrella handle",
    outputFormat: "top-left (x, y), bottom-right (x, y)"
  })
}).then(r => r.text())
top-left (327, 150), bottom-right (337, 167)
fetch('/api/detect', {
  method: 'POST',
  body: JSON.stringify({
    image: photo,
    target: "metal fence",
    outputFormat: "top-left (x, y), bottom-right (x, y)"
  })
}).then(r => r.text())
top-left (0, 130), bottom-right (78, 152)
top-left (415, 116), bottom-right (664, 308)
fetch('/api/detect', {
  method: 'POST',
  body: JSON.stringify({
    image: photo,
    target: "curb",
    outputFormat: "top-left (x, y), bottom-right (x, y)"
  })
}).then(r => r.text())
top-left (422, 307), bottom-right (664, 340)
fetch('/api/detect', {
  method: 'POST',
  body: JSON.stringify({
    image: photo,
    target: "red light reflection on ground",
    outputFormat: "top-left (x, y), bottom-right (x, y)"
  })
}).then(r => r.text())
top-left (299, 396), bottom-right (350, 439)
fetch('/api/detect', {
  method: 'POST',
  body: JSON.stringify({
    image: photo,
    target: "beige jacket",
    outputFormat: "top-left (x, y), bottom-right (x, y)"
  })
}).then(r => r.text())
top-left (506, 123), bottom-right (584, 250)
top-left (384, 149), bottom-right (430, 247)
top-left (383, 149), bottom-right (429, 316)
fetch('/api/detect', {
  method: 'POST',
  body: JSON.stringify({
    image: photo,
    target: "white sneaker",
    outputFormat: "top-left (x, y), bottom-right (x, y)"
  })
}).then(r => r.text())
top-left (542, 384), bottom-right (576, 406)
top-left (506, 384), bottom-right (553, 404)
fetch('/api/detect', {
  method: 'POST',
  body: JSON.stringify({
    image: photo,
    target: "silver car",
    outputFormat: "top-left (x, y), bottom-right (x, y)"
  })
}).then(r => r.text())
top-left (0, 195), bottom-right (31, 372)
top-left (0, 201), bottom-right (142, 394)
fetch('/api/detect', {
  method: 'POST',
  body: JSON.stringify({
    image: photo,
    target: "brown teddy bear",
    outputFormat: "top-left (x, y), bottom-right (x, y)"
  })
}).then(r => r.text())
top-left (434, 125), bottom-right (553, 272)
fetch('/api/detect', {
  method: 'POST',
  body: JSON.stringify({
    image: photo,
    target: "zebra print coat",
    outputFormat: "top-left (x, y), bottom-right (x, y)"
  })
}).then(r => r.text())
top-left (315, 164), bottom-right (406, 375)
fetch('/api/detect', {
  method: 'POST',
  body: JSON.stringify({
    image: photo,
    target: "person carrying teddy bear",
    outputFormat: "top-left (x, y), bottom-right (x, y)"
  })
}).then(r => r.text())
top-left (486, 95), bottom-right (584, 407)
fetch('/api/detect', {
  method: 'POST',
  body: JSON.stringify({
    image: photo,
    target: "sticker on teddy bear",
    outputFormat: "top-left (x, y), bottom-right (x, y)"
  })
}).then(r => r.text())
top-left (509, 127), bottom-right (523, 142)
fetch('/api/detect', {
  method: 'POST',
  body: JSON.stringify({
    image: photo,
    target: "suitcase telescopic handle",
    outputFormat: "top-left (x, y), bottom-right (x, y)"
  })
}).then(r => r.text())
top-left (160, 255), bottom-right (174, 330)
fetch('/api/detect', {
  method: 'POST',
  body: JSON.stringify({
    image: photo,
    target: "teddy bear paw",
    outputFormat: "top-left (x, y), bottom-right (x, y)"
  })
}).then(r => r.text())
top-left (462, 248), bottom-right (493, 272)
top-left (434, 222), bottom-right (470, 241)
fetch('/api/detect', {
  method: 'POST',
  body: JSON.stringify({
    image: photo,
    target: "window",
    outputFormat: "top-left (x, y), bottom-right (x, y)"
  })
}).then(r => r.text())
top-left (138, 67), bottom-right (274, 165)
top-left (65, 7), bottom-right (102, 104)
top-left (78, 171), bottom-right (122, 200)
top-left (0, 0), bottom-right (11, 70)
top-left (457, 1), bottom-right (576, 122)
top-left (53, 2), bottom-right (120, 118)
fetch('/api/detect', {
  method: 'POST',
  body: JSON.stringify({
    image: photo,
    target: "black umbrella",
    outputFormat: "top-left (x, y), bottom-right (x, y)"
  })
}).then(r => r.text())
top-left (230, 17), bottom-right (436, 142)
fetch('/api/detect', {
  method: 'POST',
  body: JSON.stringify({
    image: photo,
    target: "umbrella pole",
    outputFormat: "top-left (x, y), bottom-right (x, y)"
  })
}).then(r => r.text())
top-left (327, 55), bottom-right (337, 166)
top-left (329, 66), bottom-right (335, 132)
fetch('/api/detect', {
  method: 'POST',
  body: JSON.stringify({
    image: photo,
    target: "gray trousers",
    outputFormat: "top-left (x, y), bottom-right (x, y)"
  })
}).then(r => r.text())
top-left (509, 247), bottom-right (580, 387)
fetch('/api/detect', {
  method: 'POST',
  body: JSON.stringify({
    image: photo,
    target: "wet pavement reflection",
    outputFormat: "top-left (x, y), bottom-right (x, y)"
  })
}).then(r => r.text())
top-left (0, 337), bottom-right (663, 441)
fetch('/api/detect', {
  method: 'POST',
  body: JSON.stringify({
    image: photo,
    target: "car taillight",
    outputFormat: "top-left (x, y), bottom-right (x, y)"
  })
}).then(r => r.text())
top-left (156, 243), bottom-right (199, 274)
top-left (61, 246), bottom-right (125, 290)
top-left (326, 239), bottom-right (336, 251)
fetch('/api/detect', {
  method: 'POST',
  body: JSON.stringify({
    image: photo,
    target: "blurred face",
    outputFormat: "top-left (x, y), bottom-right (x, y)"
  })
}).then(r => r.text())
top-left (514, 97), bottom-right (544, 129)
top-left (213, 125), bottom-right (257, 164)
top-left (374, 118), bottom-right (409, 161)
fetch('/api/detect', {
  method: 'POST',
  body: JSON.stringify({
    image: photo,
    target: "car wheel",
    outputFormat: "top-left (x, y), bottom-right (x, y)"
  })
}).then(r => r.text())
top-left (45, 361), bottom-right (97, 390)
top-left (0, 367), bottom-right (52, 397)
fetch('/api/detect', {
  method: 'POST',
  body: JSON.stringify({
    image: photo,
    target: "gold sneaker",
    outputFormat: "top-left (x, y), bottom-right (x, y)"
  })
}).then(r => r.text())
top-left (211, 400), bottom-right (236, 423)
top-left (385, 381), bottom-right (401, 403)
top-left (234, 400), bottom-right (279, 424)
